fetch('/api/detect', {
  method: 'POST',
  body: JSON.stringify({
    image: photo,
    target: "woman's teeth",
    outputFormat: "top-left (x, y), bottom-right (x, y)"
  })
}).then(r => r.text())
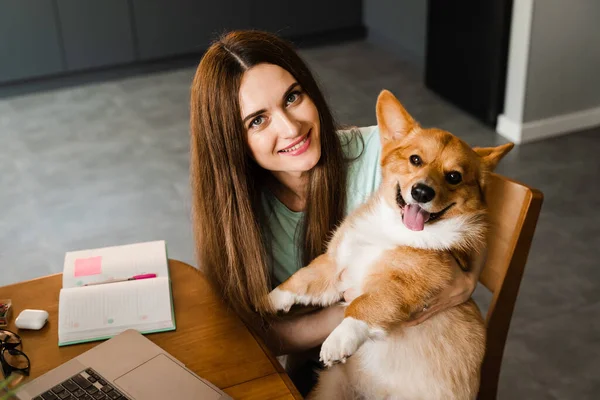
top-left (280, 135), bottom-right (308, 153)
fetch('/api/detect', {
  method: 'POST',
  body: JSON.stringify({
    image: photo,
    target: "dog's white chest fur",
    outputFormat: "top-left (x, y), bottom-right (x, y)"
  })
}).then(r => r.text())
top-left (334, 197), bottom-right (467, 294)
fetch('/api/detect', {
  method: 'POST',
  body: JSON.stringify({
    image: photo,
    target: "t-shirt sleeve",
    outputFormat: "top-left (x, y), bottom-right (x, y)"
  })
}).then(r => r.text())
top-left (343, 125), bottom-right (382, 214)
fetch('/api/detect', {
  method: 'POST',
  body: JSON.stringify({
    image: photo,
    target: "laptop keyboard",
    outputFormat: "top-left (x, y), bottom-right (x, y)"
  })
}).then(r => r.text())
top-left (32, 368), bottom-right (131, 400)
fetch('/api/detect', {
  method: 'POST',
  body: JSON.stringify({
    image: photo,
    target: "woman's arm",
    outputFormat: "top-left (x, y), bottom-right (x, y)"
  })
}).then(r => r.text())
top-left (248, 304), bottom-right (346, 356)
top-left (250, 249), bottom-right (486, 353)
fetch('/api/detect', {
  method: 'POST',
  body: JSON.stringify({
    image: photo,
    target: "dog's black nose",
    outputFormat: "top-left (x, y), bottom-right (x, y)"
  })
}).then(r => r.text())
top-left (411, 183), bottom-right (436, 203)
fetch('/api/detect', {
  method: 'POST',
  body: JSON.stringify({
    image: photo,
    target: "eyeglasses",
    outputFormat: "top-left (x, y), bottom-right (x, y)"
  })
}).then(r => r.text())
top-left (0, 329), bottom-right (30, 391)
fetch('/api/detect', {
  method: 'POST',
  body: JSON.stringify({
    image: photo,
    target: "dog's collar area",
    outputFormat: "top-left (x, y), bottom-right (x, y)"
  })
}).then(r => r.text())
top-left (428, 202), bottom-right (455, 221)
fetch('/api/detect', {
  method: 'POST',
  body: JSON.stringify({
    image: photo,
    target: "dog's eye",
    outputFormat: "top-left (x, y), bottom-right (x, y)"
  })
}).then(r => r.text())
top-left (409, 155), bottom-right (422, 166)
top-left (446, 171), bottom-right (462, 185)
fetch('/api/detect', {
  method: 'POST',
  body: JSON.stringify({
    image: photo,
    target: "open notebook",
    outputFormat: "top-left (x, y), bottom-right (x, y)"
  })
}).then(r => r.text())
top-left (58, 240), bottom-right (176, 347)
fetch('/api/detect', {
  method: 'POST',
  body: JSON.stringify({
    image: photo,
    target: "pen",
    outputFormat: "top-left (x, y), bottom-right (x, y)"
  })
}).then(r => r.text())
top-left (84, 273), bottom-right (157, 286)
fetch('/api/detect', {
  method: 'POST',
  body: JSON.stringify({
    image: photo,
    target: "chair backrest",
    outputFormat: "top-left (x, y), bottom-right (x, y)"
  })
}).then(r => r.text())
top-left (477, 173), bottom-right (544, 400)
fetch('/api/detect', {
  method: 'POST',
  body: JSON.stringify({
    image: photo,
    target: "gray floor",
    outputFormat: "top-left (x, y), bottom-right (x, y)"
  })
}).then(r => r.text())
top-left (1, 40), bottom-right (599, 399)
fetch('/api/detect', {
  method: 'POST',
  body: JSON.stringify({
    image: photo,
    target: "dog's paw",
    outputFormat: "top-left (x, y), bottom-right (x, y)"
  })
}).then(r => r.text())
top-left (268, 287), bottom-right (297, 313)
top-left (320, 317), bottom-right (370, 367)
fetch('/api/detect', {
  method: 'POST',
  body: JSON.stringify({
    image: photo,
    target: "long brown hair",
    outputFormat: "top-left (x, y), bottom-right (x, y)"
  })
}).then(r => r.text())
top-left (190, 30), bottom-right (349, 319)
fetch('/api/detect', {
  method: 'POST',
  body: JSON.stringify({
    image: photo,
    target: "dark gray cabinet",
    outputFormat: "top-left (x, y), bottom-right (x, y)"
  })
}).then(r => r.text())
top-left (57, 0), bottom-right (136, 71)
top-left (0, 0), bottom-right (64, 84)
top-left (131, 0), bottom-right (252, 61)
top-left (252, 0), bottom-right (362, 37)
top-left (0, 0), bottom-right (362, 84)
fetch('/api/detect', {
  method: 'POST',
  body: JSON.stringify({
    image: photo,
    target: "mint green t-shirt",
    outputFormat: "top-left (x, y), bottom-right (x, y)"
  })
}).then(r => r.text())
top-left (262, 125), bottom-right (382, 285)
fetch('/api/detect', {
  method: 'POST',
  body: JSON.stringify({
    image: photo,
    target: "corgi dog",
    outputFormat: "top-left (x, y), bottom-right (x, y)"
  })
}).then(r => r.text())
top-left (267, 90), bottom-right (514, 400)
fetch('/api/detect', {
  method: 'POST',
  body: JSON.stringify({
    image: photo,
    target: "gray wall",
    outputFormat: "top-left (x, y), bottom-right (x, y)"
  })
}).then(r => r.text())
top-left (523, 1), bottom-right (600, 122)
top-left (364, 0), bottom-right (428, 69)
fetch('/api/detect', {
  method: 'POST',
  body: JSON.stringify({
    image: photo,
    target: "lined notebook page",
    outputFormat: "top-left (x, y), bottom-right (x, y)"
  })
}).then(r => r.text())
top-left (58, 277), bottom-right (174, 345)
top-left (62, 240), bottom-right (168, 288)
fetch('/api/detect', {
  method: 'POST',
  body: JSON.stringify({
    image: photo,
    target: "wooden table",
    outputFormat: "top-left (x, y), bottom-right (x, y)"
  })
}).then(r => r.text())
top-left (0, 260), bottom-right (301, 400)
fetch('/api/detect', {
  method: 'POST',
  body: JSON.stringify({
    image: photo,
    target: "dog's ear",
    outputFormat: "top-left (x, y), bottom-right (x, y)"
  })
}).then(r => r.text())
top-left (474, 142), bottom-right (514, 190)
top-left (473, 142), bottom-right (514, 171)
top-left (376, 90), bottom-right (417, 145)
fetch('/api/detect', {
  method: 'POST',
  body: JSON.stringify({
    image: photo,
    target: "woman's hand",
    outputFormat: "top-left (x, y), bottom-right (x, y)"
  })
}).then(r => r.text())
top-left (405, 249), bottom-right (487, 327)
top-left (343, 270), bottom-right (477, 327)
top-left (341, 249), bottom-right (487, 327)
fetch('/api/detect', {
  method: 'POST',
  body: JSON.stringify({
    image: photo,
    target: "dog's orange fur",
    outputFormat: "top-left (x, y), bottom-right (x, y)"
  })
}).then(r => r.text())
top-left (269, 90), bottom-right (514, 399)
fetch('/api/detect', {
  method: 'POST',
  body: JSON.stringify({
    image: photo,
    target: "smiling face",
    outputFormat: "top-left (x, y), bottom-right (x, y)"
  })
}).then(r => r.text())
top-left (375, 90), bottom-right (514, 231)
top-left (239, 63), bottom-right (321, 178)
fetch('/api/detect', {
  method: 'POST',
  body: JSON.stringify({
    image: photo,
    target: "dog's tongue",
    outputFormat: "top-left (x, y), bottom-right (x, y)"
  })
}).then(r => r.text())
top-left (403, 204), bottom-right (430, 231)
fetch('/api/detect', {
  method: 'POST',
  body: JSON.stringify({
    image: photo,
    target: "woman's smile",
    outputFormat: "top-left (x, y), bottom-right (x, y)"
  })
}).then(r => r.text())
top-left (278, 129), bottom-right (312, 156)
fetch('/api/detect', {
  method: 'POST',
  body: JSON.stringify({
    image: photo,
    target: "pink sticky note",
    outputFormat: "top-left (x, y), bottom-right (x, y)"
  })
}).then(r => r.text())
top-left (74, 256), bottom-right (102, 277)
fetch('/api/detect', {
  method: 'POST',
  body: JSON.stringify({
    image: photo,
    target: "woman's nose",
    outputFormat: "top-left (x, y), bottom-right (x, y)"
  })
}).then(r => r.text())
top-left (276, 111), bottom-right (302, 139)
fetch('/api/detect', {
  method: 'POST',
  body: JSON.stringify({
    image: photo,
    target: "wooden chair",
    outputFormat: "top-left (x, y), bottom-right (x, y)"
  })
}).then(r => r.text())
top-left (477, 173), bottom-right (544, 399)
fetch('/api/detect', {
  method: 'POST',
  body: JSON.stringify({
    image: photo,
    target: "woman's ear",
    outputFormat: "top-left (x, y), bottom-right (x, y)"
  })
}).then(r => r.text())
top-left (376, 90), bottom-right (418, 146)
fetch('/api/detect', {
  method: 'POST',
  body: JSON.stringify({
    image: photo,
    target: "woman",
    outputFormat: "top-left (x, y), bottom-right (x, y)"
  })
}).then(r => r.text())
top-left (189, 30), bottom-right (485, 392)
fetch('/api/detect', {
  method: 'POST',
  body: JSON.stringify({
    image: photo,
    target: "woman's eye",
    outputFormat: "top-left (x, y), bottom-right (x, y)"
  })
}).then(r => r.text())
top-left (249, 116), bottom-right (265, 128)
top-left (285, 91), bottom-right (300, 105)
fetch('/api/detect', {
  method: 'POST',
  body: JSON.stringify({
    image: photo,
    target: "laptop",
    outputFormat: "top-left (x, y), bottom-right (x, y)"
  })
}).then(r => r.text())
top-left (16, 329), bottom-right (232, 400)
